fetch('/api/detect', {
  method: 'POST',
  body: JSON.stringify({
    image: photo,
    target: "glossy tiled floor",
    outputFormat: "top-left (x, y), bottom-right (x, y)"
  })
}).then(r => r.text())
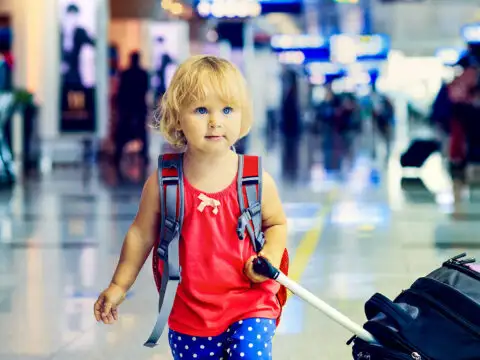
top-left (1, 130), bottom-right (480, 360)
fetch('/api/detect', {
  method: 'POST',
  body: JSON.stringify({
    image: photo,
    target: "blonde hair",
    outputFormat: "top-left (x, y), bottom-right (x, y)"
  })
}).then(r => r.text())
top-left (152, 55), bottom-right (253, 148)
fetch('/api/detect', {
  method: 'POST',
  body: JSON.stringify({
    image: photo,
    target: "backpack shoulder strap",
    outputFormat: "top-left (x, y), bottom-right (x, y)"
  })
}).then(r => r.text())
top-left (144, 152), bottom-right (184, 348)
top-left (236, 154), bottom-right (265, 253)
top-left (237, 155), bottom-right (290, 328)
top-left (157, 152), bottom-right (185, 263)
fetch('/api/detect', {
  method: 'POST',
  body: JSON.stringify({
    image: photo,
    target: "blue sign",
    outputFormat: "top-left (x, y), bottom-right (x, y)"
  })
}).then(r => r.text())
top-left (359, 35), bottom-right (389, 60)
top-left (271, 34), bottom-right (390, 64)
top-left (271, 35), bottom-right (331, 63)
top-left (259, 0), bottom-right (303, 13)
top-left (350, 34), bottom-right (390, 61)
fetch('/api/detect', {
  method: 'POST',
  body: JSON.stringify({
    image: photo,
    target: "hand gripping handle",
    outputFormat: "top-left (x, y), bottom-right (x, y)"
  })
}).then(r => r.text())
top-left (253, 256), bottom-right (280, 280)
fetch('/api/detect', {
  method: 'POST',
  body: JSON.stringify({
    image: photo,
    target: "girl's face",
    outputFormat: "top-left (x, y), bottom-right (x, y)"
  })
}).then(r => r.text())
top-left (179, 89), bottom-right (242, 155)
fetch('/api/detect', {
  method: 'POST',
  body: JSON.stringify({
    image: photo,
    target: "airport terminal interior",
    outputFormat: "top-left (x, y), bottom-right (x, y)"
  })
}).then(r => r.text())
top-left (1, 0), bottom-right (480, 359)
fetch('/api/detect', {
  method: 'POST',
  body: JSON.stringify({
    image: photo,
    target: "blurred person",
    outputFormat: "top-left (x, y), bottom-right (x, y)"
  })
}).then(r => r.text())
top-left (100, 43), bottom-right (121, 157)
top-left (60, 3), bottom-right (95, 89)
top-left (430, 81), bottom-right (453, 159)
top-left (152, 36), bottom-right (177, 105)
top-left (59, 3), bottom-right (96, 133)
top-left (265, 58), bottom-right (282, 149)
top-left (432, 43), bottom-right (480, 135)
top-left (446, 66), bottom-right (480, 216)
top-left (338, 93), bottom-right (360, 166)
top-left (313, 84), bottom-right (341, 134)
top-left (280, 67), bottom-right (302, 180)
top-left (94, 55), bottom-right (288, 360)
top-left (372, 91), bottom-right (394, 161)
top-left (280, 67), bottom-right (301, 138)
top-left (115, 51), bottom-right (150, 166)
top-left (314, 84), bottom-right (346, 170)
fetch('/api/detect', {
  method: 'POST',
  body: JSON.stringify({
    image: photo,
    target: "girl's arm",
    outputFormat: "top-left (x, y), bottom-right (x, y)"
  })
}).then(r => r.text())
top-left (259, 170), bottom-right (288, 269)
top-left (110, 171), bottom-right (161, 293)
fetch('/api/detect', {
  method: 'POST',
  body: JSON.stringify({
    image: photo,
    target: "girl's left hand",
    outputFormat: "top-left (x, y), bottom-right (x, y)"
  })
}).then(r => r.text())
top-left (244, 252), bottom-right (269, 283)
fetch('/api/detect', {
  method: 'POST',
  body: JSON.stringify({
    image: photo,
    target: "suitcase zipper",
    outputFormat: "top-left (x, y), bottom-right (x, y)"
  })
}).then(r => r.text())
top-left (356, 348), bottom-right (423, 360)
top-left (357, 350), bottom-right (412, 360)
top-left (409, 289), bottom-right (480, 338)
top-left (443, 260), bottom-right (480, 282)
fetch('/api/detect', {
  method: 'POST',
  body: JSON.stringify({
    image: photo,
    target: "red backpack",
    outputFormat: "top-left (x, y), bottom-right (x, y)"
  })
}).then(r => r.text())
top-left (143, 152), bottom-right (289, 347)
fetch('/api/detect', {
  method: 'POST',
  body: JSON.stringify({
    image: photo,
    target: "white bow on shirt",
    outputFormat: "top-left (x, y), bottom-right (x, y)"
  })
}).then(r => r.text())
top-left (197, 193), bottom-right (221, 215)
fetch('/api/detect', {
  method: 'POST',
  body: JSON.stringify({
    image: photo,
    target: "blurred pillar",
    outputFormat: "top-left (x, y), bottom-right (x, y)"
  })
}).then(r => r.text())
top-left (12, 0), bottom-right (59, 140)
top-left (12, 0), bottom-right (58, 172)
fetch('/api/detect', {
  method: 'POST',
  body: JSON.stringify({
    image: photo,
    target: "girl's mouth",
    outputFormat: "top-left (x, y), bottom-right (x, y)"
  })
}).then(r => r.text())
top-left (205, 136), bottom-right (224, 141)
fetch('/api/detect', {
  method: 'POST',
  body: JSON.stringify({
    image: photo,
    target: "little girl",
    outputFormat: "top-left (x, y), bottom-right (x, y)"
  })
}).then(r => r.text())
top-left (94, 55), bottom-right (287, 360)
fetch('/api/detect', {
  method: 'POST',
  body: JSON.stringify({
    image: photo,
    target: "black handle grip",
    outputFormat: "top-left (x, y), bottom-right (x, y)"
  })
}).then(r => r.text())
top-left (253, 257), bottom-right (280, 280)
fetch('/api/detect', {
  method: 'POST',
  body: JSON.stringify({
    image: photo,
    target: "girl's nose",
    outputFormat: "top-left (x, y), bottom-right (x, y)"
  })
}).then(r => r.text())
top-left (208, 114), bottom-right (222, 128)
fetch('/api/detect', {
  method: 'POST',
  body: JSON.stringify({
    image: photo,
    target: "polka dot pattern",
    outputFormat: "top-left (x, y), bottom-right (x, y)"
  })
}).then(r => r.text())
top-left (168, 318), bottom-right (276, 359)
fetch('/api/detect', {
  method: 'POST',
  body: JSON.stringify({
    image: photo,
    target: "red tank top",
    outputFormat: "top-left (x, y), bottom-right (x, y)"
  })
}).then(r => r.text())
top-left (167, 171), bottom-right (281, 336)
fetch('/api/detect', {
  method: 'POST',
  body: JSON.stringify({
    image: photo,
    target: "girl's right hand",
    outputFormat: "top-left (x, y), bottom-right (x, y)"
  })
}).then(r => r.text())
top-left (94, 283), bottom-right (126, 324)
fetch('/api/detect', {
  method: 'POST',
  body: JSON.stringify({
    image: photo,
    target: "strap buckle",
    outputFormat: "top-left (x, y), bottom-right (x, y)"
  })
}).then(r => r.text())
top-left (157, 243), bottom-right (168, 259)
top-left (248, 202), bottom-right (261, 216)
top-left (237, 210), bottom-right (251, 240)
top-left (236, 203), bottom-right (261, 240)
top-left (157, 219), bottom-right (181, 260)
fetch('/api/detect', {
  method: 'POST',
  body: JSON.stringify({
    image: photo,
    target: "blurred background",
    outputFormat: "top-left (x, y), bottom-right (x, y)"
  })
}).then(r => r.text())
top-left (1, 0), bottom-right (480, 359)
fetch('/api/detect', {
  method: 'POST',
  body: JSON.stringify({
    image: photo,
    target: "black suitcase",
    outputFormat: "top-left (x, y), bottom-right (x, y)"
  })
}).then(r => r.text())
top-left (350, 253), bottom-right (480, 360)
top-left (252, 253), bottom-right (480, 360)
top-left (400, 139), bottom-right (441, 168)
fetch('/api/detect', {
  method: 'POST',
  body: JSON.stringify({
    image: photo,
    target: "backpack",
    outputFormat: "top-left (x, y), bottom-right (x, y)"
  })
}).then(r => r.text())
top-left (143, 152), bottom-right (289, 348)
top-left (350, 253), bottom-right (480, 360)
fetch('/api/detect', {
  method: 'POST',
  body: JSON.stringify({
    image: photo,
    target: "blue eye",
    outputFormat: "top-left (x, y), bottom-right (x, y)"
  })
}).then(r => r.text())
top-left (223, 107), bottom-right (233, 115)
top-left (195, 107), bottom-right (208, 115)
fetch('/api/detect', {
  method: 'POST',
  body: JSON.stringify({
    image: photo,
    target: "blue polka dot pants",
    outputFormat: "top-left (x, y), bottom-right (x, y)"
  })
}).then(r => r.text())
top-left (168, 318), bottom-right (276, 360)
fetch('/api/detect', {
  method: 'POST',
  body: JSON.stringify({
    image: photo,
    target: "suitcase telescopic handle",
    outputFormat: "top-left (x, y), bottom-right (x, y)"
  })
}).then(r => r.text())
top-left (253, 256), bottom-right (378, 345)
